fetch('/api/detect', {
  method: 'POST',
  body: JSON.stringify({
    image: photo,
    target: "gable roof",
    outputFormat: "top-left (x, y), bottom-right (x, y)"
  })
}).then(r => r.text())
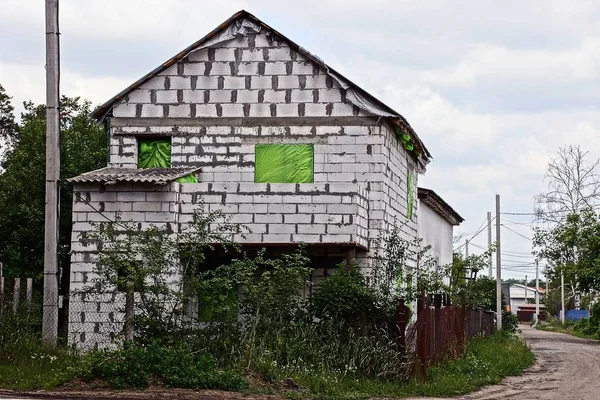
top-left (90, 10), bottom-right (431, 164)
top-left (417, 187), bottom-right (464, 226)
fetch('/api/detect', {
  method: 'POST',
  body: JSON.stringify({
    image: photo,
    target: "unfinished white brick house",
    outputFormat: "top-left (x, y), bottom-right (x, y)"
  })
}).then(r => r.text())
top-left (68, 10), bottom-right (432, 348)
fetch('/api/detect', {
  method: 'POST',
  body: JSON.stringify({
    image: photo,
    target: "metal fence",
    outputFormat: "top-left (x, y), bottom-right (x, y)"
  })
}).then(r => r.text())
top-left (397, 293), bottom-right (496, 377)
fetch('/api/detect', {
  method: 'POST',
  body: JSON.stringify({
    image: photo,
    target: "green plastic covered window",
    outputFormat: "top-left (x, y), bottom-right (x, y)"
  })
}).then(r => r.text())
top-left (255, 144), bottom-right (314, 183)
top-left (407, 169), bottom-right (414, 220)
top-left (138, 139), bottom-right (171, 168)
top-left (138, 138), bottom-right (197, 183)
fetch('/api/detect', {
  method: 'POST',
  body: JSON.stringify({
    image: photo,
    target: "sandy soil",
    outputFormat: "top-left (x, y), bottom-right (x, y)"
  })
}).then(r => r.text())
top-left (2, 325), bottom-right (599, 400)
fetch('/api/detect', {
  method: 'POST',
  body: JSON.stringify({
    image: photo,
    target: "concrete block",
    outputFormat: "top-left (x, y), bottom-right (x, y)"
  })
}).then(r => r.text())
top-left (263, 233), bottom-right (292, 242)
top-left (264, 62), bottom-right (287, 75)
top-left (155, 90), bottom-right (178, 104)
top-left (223, 77), bottom-right (247, 89)
top-left (112, 104), bottom-right (137, 118)
top-left (140, 76), bottom-right (166, 89)
top-left (220, 104), bottom-right (244, 117)
top-left (326, 204), bottom-right (356, 214)
top-left (127, 90), bottom-right (151, 103)
top-left (241, 48), bottom-right (265, 62)
top-left (117, 192), bottom-right (145, 202)
top-left (276, 104), bottom-right (299, 117)
top-left (291, 62), bottom-right (314, 75)
top-left (268, 204), bottom-right (296, 214)
top-left (297, 204), bottom-right (327, 213)
top-left (239, 204), bottom-right (267, 213)
top-left (209, 62), bottom-right (231, 75)
top-left (140, 104), bottom-right (163, 117)
top-left (277, 76), bottom-right (299, 89)
top-left (228, 214), bottom-right (253, 223)
top-left (238, 62), bottom-right (259, 75)
top-left (282, 195), bottom-right (312, 204)
top-left (194, 76), bottom-right (220, 89)
top-left (284, 214), bottom-right (312, 224)
top-left (314, 214), bottom-right (342, 224)
top-left (220, 36), bottom-right (249, 48)
top-left (187, 48), bottom-right (209, 62)
top-left (251, 76), bottom-right (272, 89)
top-left (182, 90), bottom-right (207, 103)
top-left (292, 234), bottom-right (321, 243)
top-left (245, 224), bottom-right (267, 234)
top-left (298, 224), bottom-right (326, 234)
top-left (236, 90), bottom-right (259, 103)
top-left (255, 214), bottom-right (283, 223)
top-left (328, 225), bottom-right (356, 234)
top-left (169, 104), bottom-right (191, 118)
top-left (169, 76), bottom-right (192, 90)
top-left (184, 63), bottom-right (205, 76)
top-left (267, 48), bottom-right (291, 61)
top-left (249, 104), bottom-right (272, 117)
top-left (303, 75), bottom-right (328, 89)
top-left (214, 48), bottom-right (236, 61)
top-left (214, 172), bottom-right (242, 181)
top-left (290, 90), bottom-right (314, 103)
top-left (195, 104), bottom-right (219, 117)
top-left (304, 103), bottom-right (327, 116)
top-left (322, 234), bottom-right (352, 243)
top-left (262, 90), bottom-right (287, 103)
top-left (268, 224), bottom-right (296, 234)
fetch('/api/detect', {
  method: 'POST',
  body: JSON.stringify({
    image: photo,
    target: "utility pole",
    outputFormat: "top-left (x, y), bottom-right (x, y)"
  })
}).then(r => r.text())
top-left (43, 0), bottom-right (60, 346)
top-left (465, 239), bottom-right (469, 257)
top-left (487, 211), bottom-right (492, 277)
top-left (525, 274), bottom-right (528, 304)
top-left (561, 270), bottom-right (565, 324)
top-left (495, 195), bottom-right (502, 330)
top-left (535, 259), bottom-right (539, 326)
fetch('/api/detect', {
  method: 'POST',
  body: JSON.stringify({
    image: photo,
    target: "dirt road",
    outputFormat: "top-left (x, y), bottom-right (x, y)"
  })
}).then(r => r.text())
top-left (412, 325), bottom-right (600, 400)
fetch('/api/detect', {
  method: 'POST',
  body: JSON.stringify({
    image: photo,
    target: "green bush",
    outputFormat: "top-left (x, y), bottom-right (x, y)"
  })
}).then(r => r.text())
top-left (311, 263), bottom-right (380, 325)
top-left (77, 343), bottom-right (247, 391)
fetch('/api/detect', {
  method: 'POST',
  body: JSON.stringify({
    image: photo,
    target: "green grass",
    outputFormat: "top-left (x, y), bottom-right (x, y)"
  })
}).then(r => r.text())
top-left (536, 320), bottom-right (598, 340)
top-left (0, 332), bottom-right (534, 399)
top-left (266, 331), bottom-right (535, 400)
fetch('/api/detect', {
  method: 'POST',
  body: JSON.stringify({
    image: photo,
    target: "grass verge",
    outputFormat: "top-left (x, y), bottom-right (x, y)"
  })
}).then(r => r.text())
top-left (0, 331), bottom-right (534, 400)
top-left (260, 331), bottom-right (534, 400)
top-left (536, 321), bottom-right (598, 340)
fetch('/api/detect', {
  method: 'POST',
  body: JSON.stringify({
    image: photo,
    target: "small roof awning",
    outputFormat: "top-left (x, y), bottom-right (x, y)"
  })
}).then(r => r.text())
top-left (68, 167), bottom-right (201, 185)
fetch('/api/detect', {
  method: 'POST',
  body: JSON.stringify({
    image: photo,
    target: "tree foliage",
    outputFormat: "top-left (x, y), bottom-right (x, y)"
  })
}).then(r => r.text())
top-left (0, 83), bottom-right (16, 144)
top-left (0, 92), bottom-right (106, 278)
top-left (534, 145), bottom-right (600, 223)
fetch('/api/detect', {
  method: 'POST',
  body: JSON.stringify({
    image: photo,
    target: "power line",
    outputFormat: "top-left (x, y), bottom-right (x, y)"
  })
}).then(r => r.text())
top-left (501, 224), bottom-right (532, 241)
top-left (455, 215), bottom-right (495, 251)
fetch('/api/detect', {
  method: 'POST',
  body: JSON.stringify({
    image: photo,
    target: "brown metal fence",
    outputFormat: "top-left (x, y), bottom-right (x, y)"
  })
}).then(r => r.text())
top-left (398, 293), bottom-right (496, 377)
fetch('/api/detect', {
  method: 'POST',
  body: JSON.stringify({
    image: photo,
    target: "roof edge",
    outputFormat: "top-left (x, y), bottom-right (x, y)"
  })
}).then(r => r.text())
top-left (417, 187), bottom-right (464, 226)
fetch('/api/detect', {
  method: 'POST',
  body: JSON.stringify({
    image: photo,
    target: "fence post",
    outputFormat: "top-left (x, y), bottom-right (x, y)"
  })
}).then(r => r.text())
top-left (396, 298), bottom-right (408, 353)
top-left (12, 278), bottom-right (21, 313)
top-left (417, 291), bottom-right (427, 378)
top-left (26, 278), bottom-right (33, 312)
top-left (0, 276), bottom-right (4, 316)
top-left (124, 281), bottom-right (134, 342)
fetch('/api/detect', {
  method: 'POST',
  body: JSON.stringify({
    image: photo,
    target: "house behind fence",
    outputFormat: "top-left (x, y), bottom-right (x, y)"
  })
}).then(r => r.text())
top-left (65, 10), bottom-right (470, 349)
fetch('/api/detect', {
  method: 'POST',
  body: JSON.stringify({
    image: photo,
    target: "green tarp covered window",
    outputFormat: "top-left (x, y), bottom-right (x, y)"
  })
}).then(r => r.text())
top-left (138, 139), bottom-right (172, 169)
top-left (138, 138), bottom-right (197, 183)
top-left (407, 169), bottom-right (415, 220)
top-left (255, 144), bottom-right (314, 183)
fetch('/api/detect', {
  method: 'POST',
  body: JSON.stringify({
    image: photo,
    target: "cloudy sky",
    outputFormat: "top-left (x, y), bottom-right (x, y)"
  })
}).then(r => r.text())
top-left (3, 0), bottom-right (600, 280)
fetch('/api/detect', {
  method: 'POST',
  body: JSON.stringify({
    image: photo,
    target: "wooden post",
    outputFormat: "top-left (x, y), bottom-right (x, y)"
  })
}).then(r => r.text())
top-left (124, 281), bottom-right (134, 342)
top-left (396, 298), bottom-right (407, 353)
top-left (0, 276), bottom-right (4, 316)
top-left (26, 278), bottom-right (33, 312)
top-left (495, 194), bottom-right (502, 330)
top-left (13, 278), bottom-right (21, 313)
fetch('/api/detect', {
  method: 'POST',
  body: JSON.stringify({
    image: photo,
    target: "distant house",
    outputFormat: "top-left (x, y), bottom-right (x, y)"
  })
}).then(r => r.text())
top-left (506, 284), bottom-right (544, 313)
top-left (68, 10), bottom-right (433, 348)
top-left (417, 188), bottom-right (463, 269)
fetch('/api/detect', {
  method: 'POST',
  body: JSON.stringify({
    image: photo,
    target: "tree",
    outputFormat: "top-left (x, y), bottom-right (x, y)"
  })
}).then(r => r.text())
top-left (0, 83), bottom-right (16, 144)
top-left (534, 209), bottom-right (600, 293)
top-left (534, 145), bottom-right (600, 223)
top-left (0, 96), bottom-right (106, 279)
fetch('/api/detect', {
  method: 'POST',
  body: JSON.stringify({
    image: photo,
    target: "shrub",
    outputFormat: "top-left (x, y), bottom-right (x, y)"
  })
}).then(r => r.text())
top-left (77, 342), bottom-right (247, 391)
top-left (311, 263), bottom-right (380, 325)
